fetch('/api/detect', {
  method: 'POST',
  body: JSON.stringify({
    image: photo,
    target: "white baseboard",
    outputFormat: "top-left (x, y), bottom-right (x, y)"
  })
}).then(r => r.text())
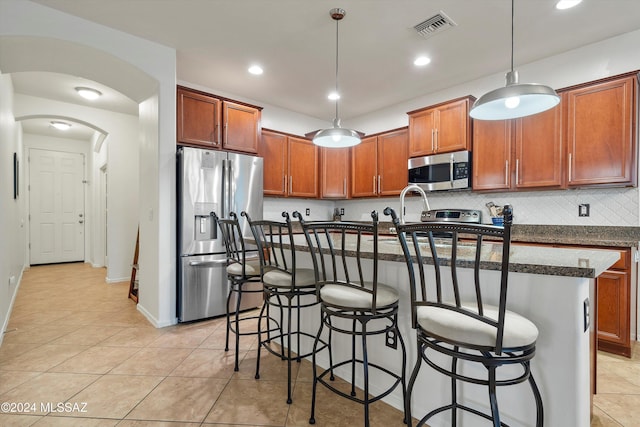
top-left (136, 302), bottom-right (177, 328)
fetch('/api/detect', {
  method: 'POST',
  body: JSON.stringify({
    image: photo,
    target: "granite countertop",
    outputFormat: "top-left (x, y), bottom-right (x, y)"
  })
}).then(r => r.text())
top-left (292, 222), bottom-right (640, 248)
top-left (276, 233), bottom-right (620, 279)
top-left (376, 222), bottom-right (640, 248)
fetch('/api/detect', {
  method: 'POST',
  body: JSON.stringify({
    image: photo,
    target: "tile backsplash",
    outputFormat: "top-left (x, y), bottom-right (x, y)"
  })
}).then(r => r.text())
top-left (265, 187), bottom-right (640, 226)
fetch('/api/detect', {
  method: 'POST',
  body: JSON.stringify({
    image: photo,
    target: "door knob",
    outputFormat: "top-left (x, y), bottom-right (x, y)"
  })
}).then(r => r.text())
top-left (79, 220), bottom-right (84, 224)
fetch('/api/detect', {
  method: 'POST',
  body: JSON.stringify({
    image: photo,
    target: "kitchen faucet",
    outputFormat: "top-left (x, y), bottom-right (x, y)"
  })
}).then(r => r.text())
top-left (399, 184), bottom-right (430, 224)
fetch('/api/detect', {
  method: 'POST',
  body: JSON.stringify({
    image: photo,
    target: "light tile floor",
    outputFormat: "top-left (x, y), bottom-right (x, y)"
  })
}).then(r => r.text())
top-left (0, 263), bottom-right (637, 426)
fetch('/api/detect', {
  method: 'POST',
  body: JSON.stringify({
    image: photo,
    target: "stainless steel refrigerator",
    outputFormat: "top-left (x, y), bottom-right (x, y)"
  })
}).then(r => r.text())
top-left (177, 146), bottom-right (263, 322)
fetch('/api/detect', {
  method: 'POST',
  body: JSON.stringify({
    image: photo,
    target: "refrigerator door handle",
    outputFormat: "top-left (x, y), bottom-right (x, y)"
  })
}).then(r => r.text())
top-left (226, 158), bottom-right (233, 216)
top-left (221, 159), bottom-right (229, 217)
top-left (189, 259), bottom-right (227, 267)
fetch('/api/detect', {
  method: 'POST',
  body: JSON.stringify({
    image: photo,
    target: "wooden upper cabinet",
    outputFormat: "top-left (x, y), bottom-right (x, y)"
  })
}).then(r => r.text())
top-left (351, 136), bottom-right (378, 198)
top-left (177, 87), bottom-right (221, 148)
top-left (473, 104), bottom-right (563, 191)
top-left (408, 96), bottom-right (473, 157)
top-left (261, 130), bottom-right (318, 198)
top-left (222, 101), bottom-right (261, 154)
top-left (351, 129), bottom-right (409, 198)
top-left (261, 130), bottom-right (288, 196)
top-left (515, 105), bottom-right (563, 189)
top-left (321, 147), bottom-right (350, 199)
top-left (472, 120), bottom-right (512, 191)
top-left (565, 75), bottom-right (637, 187)
top-left (288, 136), bottom-right (319, 198)
top-left (177, 86), bottom-right (262, 154)
top-left (377, 129), bottom-right (409, 196)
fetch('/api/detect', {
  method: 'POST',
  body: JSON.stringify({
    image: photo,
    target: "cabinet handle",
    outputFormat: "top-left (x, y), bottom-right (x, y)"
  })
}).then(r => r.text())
top-left (343, 178), bottom-right (347, 196)
top-left (283, 175), bottom-right (287, 193)
top-left (378, 175), bottom-right (381, 194)
top-left (568, 153), bottom-right (572, 182)
top-left (289, 175), bottom-right (293, 194)
top-left (434, 128), bottom-right (439, 151)
top-left (505, 160), bottom-right (509, 186)
top-left (431, 129), bottom-right (435, 152)
top-left (224, 123), bottom-right (228, 143)
top-left (515, 159), bottom-right (520, 185)
top-left (373, 176), bottom-right (376, 194)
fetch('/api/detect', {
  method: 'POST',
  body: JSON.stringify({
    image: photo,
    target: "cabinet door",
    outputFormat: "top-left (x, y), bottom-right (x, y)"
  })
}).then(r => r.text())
top-left (408, 109), bottom-right (436, 157)
top-left (515, 105), bottom-right (563, 188)
top-left (222, 101), bottom-right (261, 154)
top-left (597, 269), bottom-right (631, 355)
top-left (351, 136), bottom-right (378, 197)
top-left (321, 147), bottom-right (349, 199)
top-left (177, 88), bottom-right (221, 147)
top-left (261, 130), bottom-right (287, 196)
top-left (472, 120), bottom-right (512, 190)
top-left (436, 98), bottom-right (471, 153)
top-left (288, 137), bottom-right (319, 198)
top-left (378, 129), bottom-right (409, 196)
top-left (566, 76), bottom-right (636, 186)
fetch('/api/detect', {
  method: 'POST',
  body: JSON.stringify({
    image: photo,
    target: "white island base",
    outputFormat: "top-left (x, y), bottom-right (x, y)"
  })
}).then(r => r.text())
top-left (294, 258), bottom-right (597, 427)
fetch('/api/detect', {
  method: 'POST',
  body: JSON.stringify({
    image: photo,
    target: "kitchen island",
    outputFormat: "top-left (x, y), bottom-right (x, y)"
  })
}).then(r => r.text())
top-left (272, 230), bottom-right (620, 427)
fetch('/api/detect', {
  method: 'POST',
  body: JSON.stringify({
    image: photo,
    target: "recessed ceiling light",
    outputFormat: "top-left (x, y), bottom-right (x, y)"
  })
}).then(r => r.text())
top-left (75, 87), bottom-right (102, 100)
top-left (50, 121), bottom-right (71, 130)
top-left (414, 56), bottom-right (432, 67)
top-left (556, 0), bottom-right (582, 10)
top-left (328, 92), bottom-right (340, 101)
top-left (248, 65), bottom-right (263, 75)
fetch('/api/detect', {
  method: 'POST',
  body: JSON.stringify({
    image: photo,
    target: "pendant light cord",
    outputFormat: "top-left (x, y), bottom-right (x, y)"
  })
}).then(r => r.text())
top-left (510, 0), bottom-right (514, 73)
top-left (334, 16), bottom-right (340, 123)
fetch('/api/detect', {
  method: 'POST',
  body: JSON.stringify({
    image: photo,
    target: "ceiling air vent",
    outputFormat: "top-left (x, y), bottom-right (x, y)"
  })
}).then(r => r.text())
top-left (413, 11), bottom-right (456, 39)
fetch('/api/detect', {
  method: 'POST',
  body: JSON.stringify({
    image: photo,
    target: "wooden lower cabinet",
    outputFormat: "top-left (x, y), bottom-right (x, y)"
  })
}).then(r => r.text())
top-left (596, 248), bottom-right (632, 357)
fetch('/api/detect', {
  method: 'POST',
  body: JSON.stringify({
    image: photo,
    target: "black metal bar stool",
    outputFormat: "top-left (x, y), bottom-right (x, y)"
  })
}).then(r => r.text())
top-left (213, 211), bottom-right (278, 372)
top-left (386, 205), bottom-right (543, 427)
top-left (295, 210), bottom-right (407, 427)
top-left (243, 211), bottom-right (327, 404)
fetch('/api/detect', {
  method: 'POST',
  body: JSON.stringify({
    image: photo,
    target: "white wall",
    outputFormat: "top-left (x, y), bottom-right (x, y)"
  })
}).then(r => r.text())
top-left (0, 73), bottom-right (25, 344)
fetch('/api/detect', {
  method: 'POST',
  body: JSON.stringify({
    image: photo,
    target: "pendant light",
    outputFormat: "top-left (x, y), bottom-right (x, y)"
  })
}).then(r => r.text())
top-left (469, 0), bottom-right (560, 120)
top-left (312, 8), bottom-right (362, 148)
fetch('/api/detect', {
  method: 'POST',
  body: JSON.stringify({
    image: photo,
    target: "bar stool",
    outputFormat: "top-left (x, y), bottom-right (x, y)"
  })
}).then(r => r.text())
top-left (243, 211), bottom-right (325, 404)
top-left (213, 211), bottom-right (276, 372)
top-left (385, 205), bottom-right (543, 427)
top-left (295, 210), bottom-right (407, 427)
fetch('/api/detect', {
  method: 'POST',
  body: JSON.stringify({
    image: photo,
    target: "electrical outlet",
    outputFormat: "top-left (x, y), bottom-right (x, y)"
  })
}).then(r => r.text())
top-left (578, 204), bottom-right (590, 217)
top-left (340, 208), bottom-right (344, 215)
top-left (305, 208), bottom-right (310, 216)
top-left (385, 329), bottom-right (397, 349)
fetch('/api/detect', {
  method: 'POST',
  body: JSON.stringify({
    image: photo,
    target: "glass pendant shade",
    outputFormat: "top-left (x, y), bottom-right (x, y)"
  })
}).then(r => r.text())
top-left (470, 71), bottom-right (560, 120)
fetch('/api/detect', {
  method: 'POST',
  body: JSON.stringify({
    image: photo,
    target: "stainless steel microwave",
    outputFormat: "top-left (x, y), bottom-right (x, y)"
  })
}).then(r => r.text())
top-left (408, 150), bottom-right (471, 191)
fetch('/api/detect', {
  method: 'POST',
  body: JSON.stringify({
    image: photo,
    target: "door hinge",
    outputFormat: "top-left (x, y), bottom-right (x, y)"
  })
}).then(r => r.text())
top-left (82, 180), bottom-right (88, 184)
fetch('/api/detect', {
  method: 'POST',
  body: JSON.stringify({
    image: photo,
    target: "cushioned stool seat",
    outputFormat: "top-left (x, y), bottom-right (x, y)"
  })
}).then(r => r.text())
top-left (417, 303), bottom-right (539, 349)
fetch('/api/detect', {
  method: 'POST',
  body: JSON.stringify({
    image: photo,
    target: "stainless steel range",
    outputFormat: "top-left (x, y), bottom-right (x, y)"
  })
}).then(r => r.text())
top-left (420, 209), bottom-right (482, 224)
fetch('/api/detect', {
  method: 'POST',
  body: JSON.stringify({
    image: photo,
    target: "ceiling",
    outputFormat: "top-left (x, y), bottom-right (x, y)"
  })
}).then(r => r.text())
top-left (10, 0), bottom-right (640, 140)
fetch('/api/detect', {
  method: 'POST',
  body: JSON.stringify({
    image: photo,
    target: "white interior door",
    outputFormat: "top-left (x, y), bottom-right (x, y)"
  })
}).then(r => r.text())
top-left (30, 148), bottom-right (85, 265)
